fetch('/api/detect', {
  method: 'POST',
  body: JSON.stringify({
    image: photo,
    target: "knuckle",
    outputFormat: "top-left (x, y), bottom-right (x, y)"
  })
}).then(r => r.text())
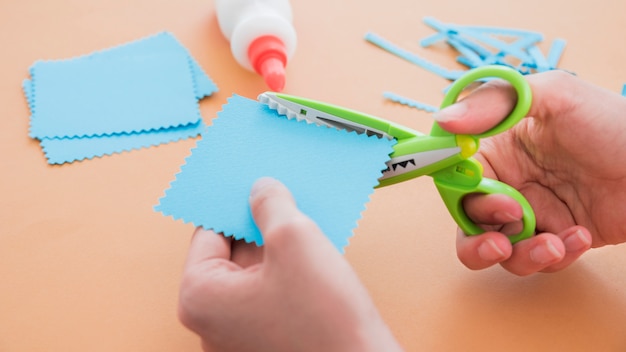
top-left (265, 214), bottom-right (318, 243)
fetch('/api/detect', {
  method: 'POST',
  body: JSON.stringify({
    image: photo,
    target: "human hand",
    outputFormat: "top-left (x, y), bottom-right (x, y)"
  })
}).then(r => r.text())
top-left (433, 70), bottom-right (626, 276)
top-left (178, 177), bottom-right (402, 352)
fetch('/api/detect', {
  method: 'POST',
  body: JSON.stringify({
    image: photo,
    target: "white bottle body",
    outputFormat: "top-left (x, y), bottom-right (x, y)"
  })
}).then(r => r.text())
top-left (215, 0), bottom-right (297, 71)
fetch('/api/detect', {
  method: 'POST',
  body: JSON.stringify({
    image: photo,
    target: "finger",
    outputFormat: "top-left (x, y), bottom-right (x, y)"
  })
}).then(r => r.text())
top-left (463, 193), bottom-right (523, 225)
top-left (432, 70), bottom-right (583, 135)
top-left (456, 228), bottom-right (513, 270)
top-left (541, 226), bottom-right (592, 273)
top-left (433, 78), bottom-right (518, 134)
top-left (230, 239), bottom-right (264, 268)
top-left (184, 227), bottom-right (232, 269)
top-left (249, 177), bottom-right (338, 265)
top-left (179, 228), bottom-right (236, 334)
top-left (249, 177), bottom-right (302, 239)
top-left (500, 233), bottom-right (566, 276)
top-left (524, 70), bottom-right (588, 122)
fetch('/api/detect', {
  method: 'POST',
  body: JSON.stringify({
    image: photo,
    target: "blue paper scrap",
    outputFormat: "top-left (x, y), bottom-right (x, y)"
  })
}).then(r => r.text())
top-left (383, 91), bottom-right (439, 113)
top-left (365, 32), bottom-right (465, 81)
top-left (156, 95), bottom-right (396, 252)
top-left (367, 17), bottom-right (566, 112)
top-left (24, 32), bottom-right (217, 164)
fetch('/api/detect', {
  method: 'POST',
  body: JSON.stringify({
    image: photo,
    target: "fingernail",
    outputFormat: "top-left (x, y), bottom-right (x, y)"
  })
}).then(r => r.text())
top-left (478, 238), bottom-right (507, 262)
top-left (530, 240), bottom-right (562, 264)
top-left (494, 211), bottom-right (520, 223)
top-left (432, 102), bottom-right (467, 122)
top-left (250, 177), bottom-right (277, 199)
top-left (563, 229), bottom-right (591, 252)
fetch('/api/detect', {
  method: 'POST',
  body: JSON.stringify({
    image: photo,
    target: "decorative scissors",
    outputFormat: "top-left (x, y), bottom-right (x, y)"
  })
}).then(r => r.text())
top-left (259, 65), bottom-right (535, 243)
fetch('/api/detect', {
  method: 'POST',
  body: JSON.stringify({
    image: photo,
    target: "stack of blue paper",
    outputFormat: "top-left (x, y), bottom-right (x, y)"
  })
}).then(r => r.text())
top-left (23, 32), bottom-right (217, 164)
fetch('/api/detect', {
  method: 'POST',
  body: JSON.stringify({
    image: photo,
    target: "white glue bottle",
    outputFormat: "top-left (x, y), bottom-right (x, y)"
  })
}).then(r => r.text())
top-left (215, 0), bottom-right (297, 92)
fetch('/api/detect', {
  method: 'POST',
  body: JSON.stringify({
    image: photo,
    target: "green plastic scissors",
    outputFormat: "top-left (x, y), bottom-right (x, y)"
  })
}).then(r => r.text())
top-left (259, 65), bottom-right (535, 243)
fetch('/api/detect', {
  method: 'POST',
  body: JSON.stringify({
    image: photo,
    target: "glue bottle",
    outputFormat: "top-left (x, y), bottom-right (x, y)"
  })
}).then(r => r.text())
top-left (215, 0), bottom-right (297, 92)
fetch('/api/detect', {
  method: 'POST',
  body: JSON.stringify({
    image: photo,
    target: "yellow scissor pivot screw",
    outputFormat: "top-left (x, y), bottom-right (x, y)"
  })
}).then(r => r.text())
top-left (456, 134), bottom-right (478, 159)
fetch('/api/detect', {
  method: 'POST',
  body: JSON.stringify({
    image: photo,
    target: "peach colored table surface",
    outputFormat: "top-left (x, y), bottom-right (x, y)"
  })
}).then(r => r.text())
top-left (2, 0), bottom-right (626, 351)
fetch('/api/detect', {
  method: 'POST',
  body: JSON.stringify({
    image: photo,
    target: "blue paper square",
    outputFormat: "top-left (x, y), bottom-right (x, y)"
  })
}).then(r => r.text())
top-left (156, 95), bottom-right (395, 252)
top-left (30, 51), bottom-right (200, 139)
top-left (23, 79), bottom-right (204, 165)
top-left (86, 32), bottom-right (217, 100)
top-left (39, 122), bottom-right (204, 164)
top-left (23, 32), bottom-right (217, 164)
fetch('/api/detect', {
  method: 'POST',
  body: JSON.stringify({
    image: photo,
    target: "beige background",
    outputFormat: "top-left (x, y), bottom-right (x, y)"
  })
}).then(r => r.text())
top-left (2, 0), bottom-right (626, 351)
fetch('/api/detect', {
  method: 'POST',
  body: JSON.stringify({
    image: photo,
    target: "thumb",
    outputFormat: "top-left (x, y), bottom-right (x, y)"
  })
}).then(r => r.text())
top-left (432, 78), bottom-right (518, 135)
top-left (249, 177), bottom-right (340, 267)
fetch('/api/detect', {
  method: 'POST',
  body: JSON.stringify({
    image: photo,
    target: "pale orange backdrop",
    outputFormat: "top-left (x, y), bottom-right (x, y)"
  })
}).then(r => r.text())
top-left (1, 0), bottom-right (626, 351)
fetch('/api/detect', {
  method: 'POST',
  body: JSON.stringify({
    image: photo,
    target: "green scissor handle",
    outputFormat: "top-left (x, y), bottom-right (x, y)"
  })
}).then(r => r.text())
top-left (430, 66), bottom-right (535, 243)
top-left (430, 65), bottom-right (533, 138)
top-left (433, 159), bottom-right (536, 243)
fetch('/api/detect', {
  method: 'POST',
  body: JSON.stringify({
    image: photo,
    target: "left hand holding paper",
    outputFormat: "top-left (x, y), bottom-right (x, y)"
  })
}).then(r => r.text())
top-left (178, 177), bottom-right (403, 352)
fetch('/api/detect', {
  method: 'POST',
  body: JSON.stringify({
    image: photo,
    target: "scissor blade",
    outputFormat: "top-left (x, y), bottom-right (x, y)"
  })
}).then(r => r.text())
top-left (258, 92), bottom-right (312, 123)
top-left (380, 147), bottom-right (461, 181)
top-left (258, 92), bottom-right (394, 140)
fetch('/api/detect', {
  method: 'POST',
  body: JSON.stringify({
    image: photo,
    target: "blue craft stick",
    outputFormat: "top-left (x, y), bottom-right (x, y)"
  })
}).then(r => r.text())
top-left (423, 19), bottom-right (505, 63)
top-left (459, 23), bottom-right (544, 53)
top-left (527, 45), bottom-right (549, 72)
top-left (422, 16), bottom-right (453, 34)
top-left (482, 52), bottom-right (505, 65)
top-left (383, 91), bottom-right (439, 113)
top-left (515, 63), bottom-right (533, 75)
top-left (446, 38), bottom-right (484, 67)
top-left (421, 17), bottom-right (464, 48)
top-left (456, 56), bottom-right (477, 69)
top-left (423, 17), bottom-right (537, 61)
top-left (466, 25), bottom-right (544, 42)
top-left (506, 33), bottom-right (543, 53)
top-left (622, 84), bottom-right (626, 97)
top-left (365, 32), bottom-right (464, 80)
top-left (461, 27), bottom-right (533, 63)
top-left (547, 38), bottom-right (567, 69)
top-left (422, 30), bottom-right (493, 60)
top-left (419, 32), bottom-right (449, 47)
top-left (454, 36), bottom-right (493, 59)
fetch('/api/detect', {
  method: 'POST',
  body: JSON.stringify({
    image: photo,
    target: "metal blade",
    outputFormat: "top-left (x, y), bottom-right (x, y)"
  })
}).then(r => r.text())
top-left (258, 92), bottom-right (393, 139)
top-left (380, 147), bottom-right (461, 180)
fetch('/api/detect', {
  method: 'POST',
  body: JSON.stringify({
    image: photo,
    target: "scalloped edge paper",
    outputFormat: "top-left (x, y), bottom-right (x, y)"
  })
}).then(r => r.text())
top-left (155, 95), bottom-right (395, 253)
top-left (29, 51), bottom-right (200, 139)
top-left (23, 32), bottom-right (217, 164)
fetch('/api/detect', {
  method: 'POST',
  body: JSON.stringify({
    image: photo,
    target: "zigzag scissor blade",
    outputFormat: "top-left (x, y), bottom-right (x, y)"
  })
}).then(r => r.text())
top-left (260, 91), bottom-right (371, 132)
top-left (258, 92), bottom-right (309, 123)
top-left (258, 92), bottom-right (393, 140)
top-left (380, 147), bottom-right (461, 180)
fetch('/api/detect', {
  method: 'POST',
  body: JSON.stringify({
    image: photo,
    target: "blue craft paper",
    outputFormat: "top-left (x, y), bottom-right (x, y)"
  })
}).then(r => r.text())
top-left (30, 51), bottom-right (200, 139)
top-left (23, 79), bottom-right (205, 164)
top-left (156, 95), bottom-right (395, 252)
top-left (26, 32), bottom-right (216, 117)
top-left (24, 32), bottom-right (216, 164)
top-left (40, 122), bottom-right (204, 164)
top-left (84, 32), bottom-right (217, 100)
